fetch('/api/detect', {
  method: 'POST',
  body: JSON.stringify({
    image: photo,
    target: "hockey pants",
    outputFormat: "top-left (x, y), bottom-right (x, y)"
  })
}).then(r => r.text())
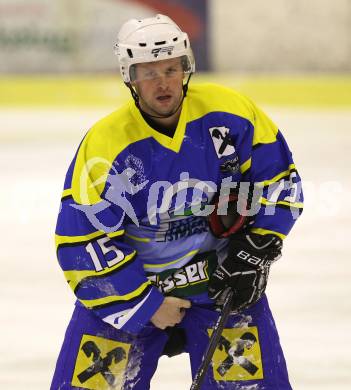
top-left (50, 294), bottom-right (292, 390)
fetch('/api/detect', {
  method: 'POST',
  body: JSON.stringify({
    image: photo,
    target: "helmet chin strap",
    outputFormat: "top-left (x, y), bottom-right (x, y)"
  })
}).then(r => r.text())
top-left (126, 73), bottom-right (192, 120)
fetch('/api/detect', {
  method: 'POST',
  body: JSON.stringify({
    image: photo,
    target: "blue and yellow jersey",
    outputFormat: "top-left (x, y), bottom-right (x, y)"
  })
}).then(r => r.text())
top-left (55, 83), bottom-right (303, 333)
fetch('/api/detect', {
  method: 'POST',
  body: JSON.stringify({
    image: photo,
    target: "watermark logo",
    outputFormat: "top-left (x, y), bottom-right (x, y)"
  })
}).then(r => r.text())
top-left (71, 157), bottom-right (148, 232)
top-left (70, 157), bottom-right (303, 232)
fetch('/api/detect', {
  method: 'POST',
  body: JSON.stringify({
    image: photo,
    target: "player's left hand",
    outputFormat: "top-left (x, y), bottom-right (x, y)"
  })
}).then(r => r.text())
top-left (208, 233), bottom-right (282, 311)
top-left (150, 297), bottom-right (191, 329)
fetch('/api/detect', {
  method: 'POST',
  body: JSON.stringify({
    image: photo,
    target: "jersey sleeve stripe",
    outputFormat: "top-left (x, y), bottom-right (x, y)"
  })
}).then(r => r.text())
top-left (55, 230), bottom-right (125, 249)
top-left (79, 280), bottom-right (152, 309)
top-left (240, 158), bottom-right (252, 174)
top-left (259, 197), bottom-right (304, 209)
top-left (256, 164), bottom-right (296, 187)
top-left (64, 250), bottom-right (137, 291)
top-left (107, 230), bottom-right (126, 239)
top-left (62, 188), bottom-right (73, 199)
top-left (250, 227), bottom-right (286, 240)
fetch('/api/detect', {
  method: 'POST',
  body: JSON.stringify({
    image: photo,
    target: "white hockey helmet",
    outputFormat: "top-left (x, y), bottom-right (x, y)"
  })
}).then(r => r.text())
top-left (115, 14), bottom-right (195, 83)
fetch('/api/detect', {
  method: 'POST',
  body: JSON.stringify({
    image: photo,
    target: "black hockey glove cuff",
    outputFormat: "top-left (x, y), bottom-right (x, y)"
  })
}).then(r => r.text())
top-left (208, 233), bottom-right (282, 311)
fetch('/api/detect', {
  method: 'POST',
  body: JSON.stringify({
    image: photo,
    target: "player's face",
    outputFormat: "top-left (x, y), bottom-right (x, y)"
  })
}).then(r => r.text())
top-left (132, 57), bottom-right (184, 118)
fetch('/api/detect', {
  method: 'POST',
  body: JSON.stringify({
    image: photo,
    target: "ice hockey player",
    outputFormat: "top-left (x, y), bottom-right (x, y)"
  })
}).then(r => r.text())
top-left (51, 14), bottom-right (303, 389)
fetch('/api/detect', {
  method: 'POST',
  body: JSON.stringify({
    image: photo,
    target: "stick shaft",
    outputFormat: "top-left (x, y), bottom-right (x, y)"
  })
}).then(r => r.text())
top-left (190, 290), bottom-right (234, 390)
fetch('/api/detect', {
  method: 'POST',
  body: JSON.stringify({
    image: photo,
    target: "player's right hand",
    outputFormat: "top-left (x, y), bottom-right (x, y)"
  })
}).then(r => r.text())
top-left (150, 297), bottom-right (191, 329)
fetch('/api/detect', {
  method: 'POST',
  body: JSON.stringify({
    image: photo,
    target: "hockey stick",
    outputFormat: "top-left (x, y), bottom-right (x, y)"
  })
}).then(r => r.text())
top-left (190, 289), bottom-right (234, 390)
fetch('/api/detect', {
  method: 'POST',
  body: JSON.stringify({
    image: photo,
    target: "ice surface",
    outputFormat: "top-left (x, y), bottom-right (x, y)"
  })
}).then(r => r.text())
top-left (0, 107), bottom-right (350, 389)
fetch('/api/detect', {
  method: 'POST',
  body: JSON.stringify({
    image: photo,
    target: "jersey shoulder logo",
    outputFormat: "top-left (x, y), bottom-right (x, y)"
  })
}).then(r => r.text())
top-left (209, 126), bottom-right (235, 158)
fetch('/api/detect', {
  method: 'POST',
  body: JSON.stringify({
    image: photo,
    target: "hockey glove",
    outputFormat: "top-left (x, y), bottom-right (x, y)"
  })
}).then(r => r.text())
top-left (208, 233), bottom-right (282, 311)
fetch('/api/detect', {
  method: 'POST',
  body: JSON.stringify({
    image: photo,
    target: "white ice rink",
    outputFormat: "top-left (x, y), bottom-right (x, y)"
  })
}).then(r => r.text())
top-left (0, 107), bottom-right (350, 389)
